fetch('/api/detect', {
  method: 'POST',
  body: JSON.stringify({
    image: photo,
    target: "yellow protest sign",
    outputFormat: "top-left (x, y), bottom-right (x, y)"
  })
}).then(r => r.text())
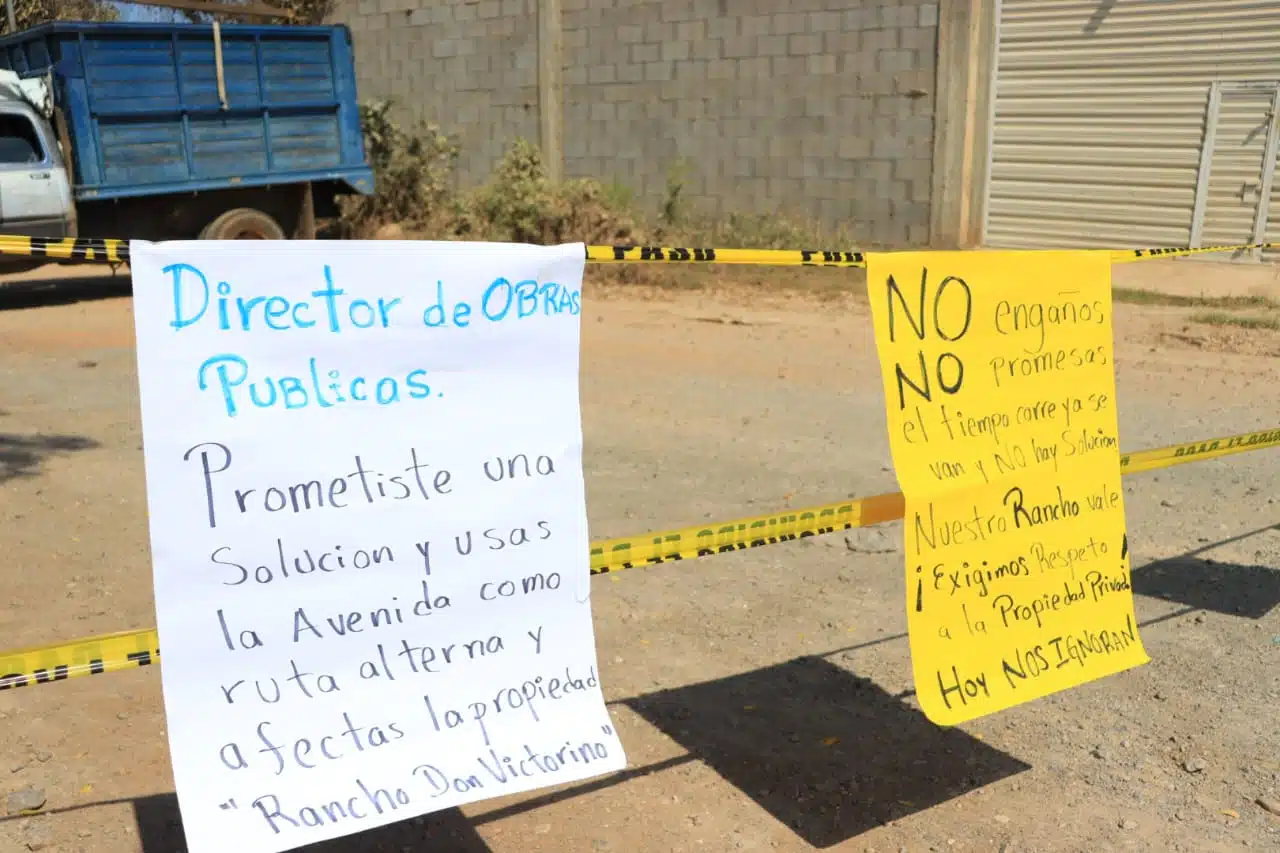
top-left (865, 250), bottom-right (1150, 726)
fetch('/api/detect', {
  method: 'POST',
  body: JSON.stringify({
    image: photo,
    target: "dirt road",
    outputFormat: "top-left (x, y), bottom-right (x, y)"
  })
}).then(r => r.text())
top-left (0, 259), bottom-right (1277, 853)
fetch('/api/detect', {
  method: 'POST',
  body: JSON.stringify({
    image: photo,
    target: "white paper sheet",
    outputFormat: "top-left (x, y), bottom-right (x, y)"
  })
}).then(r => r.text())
top-left (130, 240), bottom-right (626, 853)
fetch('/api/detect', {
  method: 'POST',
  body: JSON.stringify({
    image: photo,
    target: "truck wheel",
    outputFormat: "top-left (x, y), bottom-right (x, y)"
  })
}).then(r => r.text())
top-left (200, 208), bottom-right (286, 240)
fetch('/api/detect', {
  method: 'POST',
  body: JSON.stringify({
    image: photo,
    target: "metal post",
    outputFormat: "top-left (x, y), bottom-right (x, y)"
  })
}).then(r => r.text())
top-left (6, 0), bottom-right (17, 35)
top-left (537, 0), bottom-right (564, 183)
top-left (1248, 85), bottom-right (1280, 261)
top-left (1188, 83), bottom-right (1222, 250)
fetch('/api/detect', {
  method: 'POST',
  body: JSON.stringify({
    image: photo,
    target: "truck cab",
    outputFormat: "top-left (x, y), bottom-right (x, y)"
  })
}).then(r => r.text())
top-left (0, 69), bottom-right (74, 241)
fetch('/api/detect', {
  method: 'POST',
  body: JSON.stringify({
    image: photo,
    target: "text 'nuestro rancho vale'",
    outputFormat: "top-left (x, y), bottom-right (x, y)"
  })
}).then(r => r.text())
top-left (865, 249), bottom-right (1150, 726)
top-left (130, 239), bottom-right (625, 853)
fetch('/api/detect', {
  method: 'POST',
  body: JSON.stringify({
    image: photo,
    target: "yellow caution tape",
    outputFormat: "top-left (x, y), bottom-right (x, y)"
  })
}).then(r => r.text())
top-left (1, 425), bottom-right (1276, 692)
top-left (1119, 426), bottom-right (1280, 474)
top-left (1115, 243), bottom-right (1278, 263)
top-left (0, 235), bottom-right (127, 264)
top-left (0, 235), bottom-right (1273, 268)
top-left (583, 243), bottom-right (1279, 267)
top-left (586, 246), bottom-right (867, 266)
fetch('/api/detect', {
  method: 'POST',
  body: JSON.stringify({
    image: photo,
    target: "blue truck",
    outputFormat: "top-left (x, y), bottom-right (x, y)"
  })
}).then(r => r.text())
top-left (0, 20), bottom-right (373, 254)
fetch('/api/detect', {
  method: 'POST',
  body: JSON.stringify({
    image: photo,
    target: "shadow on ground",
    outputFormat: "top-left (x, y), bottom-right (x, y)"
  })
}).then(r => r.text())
top-left (1132, 523), bottom-right (1280, 619)
top-left (0, 272), bottom-right (130, 311)
top-left (625, 655), bottom-right (1030, 849)
top-left (1133, 556), bottom-right (1280, 619)
top-left (0, 433), bottom-right (99, 483)
top-left (132, 793), bottom-right (492, 853)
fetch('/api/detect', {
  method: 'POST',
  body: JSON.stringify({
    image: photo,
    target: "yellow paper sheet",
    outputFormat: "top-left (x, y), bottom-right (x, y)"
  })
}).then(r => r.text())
top-left (865, 250), bottom-right (1150, 726)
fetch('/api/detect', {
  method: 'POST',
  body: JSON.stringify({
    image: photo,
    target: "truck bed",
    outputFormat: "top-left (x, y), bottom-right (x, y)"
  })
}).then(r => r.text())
top-left (0, 21), bottom-right (373, 202)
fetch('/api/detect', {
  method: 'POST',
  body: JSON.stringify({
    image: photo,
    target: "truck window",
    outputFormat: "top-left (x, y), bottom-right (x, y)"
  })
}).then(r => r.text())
top-left (0, 114), bottom-right (44, 164)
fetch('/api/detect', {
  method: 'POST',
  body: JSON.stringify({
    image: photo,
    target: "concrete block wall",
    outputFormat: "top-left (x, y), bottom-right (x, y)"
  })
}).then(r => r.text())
top-left (333, 0), bottom-right (939, 247)
top-left (339, 0), bottom-right (541, 198)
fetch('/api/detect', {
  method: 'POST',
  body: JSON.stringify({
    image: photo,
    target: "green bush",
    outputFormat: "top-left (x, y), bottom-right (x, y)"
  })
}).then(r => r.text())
top-left (340, 103), bottom-right (641, 245)
top-left (337, 101), bottom-right (460, 237)
top-left (338, 100), bottom-right (848, 258)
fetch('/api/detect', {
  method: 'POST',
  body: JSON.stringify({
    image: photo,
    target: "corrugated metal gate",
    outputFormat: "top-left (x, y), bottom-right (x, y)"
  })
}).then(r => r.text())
top-left (985, 0), bottom-right (1280, 259)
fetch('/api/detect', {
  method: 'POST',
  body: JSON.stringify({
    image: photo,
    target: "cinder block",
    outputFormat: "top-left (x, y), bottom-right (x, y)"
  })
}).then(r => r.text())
top-left (708, 59), bottom-right (735, 80)
top-left (662, 40), bottom-right (691, 62)
top-left (900, 26), bottom-right (936, 53)
top-left (800, 135), bottom-right (833, 158)
top-left (773, 13), bottom-right (806, 35)
top-left (722, 35), bottom-right (754, 58)
top-left (823, 30), bottom-right (856, 53)
top-left (645, 21), bottom-right (673, 42)
top-left (806, 11), bottom-right (840, 33)
top-left (828, 157), bottom-right (856, 181)
top-left (807, 54), bottom-right (836, 74)
top-left (618, 24), bottom-right (643, 43)
top-left (676, 20), bottom-right (706, 41)
top-left (661, 0), bottom-right (693, 23)
top-left (708, 16), bottom-right (737, 39)
top-left (602, 84), bottom-right (632, 103)
top-left (842, 7), bottom-right (876, 30)
top-left (787, 33), bottom-right (822, 55)
top-left (757, 34), bottom-right (787, 56)
top-left (616, 100), bottom-right (643, 121)
top-left (853, 48), bottom-right (878, 76)
top-left (899, 114), bottom-right (935, 141)
top-left (740, 14), bottom-right (771, 38)
top-left (644, 61), bottom-right (674, 81)
top-left (897, 200), bottom-right (931, 226)
top-left (675, 97), bottom-right (706, 119)
top-left (488, 15), bottom-right (516, 35)
top-left (770, 55), bottom-right (805, 77)
top-left (632, 43), bottom-right (660, 63)
top-left (860, 159), bottom-right (893, 181)
top-left (909, 176), bottom-right (931, 203)
top-left (871, 136), bottom-right (908, 159)
top-left (618, 62), bottom-right (645, 82)
top-left (862, 29), bottom-right (899, 52)
top-left (692, 38), bottom-right (722, 60)
top-left (892, 156), bottom-right (929, 183)
top-left (588, 64), bottom-right (617, 84)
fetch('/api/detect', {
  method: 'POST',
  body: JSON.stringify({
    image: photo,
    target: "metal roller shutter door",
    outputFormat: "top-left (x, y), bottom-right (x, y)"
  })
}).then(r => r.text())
top-left (985, 0), bottom-right (1280, 252)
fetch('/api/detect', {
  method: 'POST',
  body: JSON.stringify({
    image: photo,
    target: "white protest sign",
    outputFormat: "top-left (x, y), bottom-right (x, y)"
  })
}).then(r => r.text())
top-left (130, 240), bottom-right (626, 853)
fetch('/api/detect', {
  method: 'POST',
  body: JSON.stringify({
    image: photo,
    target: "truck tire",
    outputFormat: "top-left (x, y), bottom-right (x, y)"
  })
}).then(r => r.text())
top-left (200, 208), bottom-right (286, 240)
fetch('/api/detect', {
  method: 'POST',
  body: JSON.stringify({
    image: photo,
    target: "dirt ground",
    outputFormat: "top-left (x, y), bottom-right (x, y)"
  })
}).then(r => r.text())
top-left (0, 257), bottom-right (1278, 853)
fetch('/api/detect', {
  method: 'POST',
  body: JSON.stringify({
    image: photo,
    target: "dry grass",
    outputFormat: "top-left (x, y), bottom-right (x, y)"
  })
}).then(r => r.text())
top-left (1113, 288), bottom-right (1278, 310)
top-left (1189, 311), bottom-right (1280, 331)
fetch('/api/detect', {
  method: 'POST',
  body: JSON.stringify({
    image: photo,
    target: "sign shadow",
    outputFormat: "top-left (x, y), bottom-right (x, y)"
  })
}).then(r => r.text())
top-left (624, 655), bottom-right (1030, 849)
top-left (1133, 555), bottom-right (1280, 619)
top-left (131, 792), bottom-right (491, 853)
